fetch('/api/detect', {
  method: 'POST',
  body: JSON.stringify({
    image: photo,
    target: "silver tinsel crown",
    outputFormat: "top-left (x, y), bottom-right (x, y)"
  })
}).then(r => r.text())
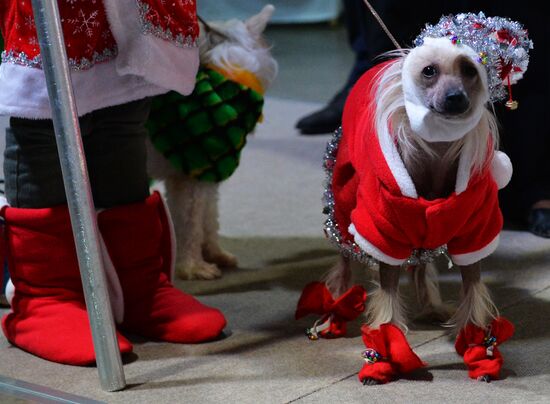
top-left (414, 12), bottom-right (533, 103)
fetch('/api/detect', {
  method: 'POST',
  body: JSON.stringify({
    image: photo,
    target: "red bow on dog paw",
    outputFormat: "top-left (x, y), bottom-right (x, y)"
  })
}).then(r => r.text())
top-left (295, 282), bottom-right (367, 339)
top-left (359, 323), bottom-right (425, 384)
top-left (455, 317), bottom-right (514, 380)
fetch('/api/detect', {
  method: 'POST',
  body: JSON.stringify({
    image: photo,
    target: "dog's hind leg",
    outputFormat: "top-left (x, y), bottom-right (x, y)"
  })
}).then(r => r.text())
top-left (411, 262), bottom-right (454, 324)
top-left (451, 262), bottom-right (513, 383)
top-left (202, 183), bottom-right (238, 268)
top-left (323, 255), bottom-right (352, 298)
top-left (165, 177), bottom-right (222, 280)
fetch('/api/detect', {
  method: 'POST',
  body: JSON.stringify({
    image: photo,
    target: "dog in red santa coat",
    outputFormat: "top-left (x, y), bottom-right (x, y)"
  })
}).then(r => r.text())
top-left (296, 13), bottom-right (532, 384)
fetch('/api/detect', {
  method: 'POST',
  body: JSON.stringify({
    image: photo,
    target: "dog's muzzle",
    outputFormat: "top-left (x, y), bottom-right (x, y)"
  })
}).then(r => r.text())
top-left (443, 90), bottom-right (470, 115)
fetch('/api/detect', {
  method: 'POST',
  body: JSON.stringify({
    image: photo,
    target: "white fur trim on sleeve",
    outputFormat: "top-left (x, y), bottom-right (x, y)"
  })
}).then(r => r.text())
top-left (0, 61), bottom-right (167, 119)
top-left (451, 234), bottom-right (500, 266)
top-left (104, 0), bottom-right (199, 96)
top-left (349, 223), bottom-right (406, 266)
top-left (491, 151), bottom-right (513, 190)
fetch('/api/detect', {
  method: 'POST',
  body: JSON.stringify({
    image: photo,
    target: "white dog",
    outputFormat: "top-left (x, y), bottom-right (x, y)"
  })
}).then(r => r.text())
top-left (297, 13), bottom-right (531, 384)
top-left (147, 5), bottom-right (277, 280)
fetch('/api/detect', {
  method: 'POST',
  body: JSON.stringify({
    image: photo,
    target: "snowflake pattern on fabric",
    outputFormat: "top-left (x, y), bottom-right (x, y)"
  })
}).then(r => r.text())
top-left (1, 0), bottom-right (117, 70)
top-left (0, 0), bottom-right (199, 69)
top-left (137, 0), bottom-right (199, 47)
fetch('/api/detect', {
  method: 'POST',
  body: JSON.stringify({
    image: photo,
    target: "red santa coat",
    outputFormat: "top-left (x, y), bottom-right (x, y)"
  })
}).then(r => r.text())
top-left (0, 0), bottom-right (199, 118)
top-left (330, 61), bottom-right (508, 266)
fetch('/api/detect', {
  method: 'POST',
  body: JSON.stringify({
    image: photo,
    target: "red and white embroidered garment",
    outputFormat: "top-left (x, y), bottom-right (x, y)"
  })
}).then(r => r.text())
top-left (0, 0), bottom-right (199, 118)
top-left (327, 61), bottom-right (512, 266)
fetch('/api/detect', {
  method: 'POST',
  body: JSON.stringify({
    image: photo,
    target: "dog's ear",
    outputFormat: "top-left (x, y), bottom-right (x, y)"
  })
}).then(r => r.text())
top-left (245, 4), bottom-right (275, 37)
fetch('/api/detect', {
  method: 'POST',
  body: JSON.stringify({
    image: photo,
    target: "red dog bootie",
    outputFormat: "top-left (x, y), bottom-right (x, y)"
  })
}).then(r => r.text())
top-left (97, 192), bottom-right (226, 343)
top-left (455, 317), bottom-right (514, 381)
top-left (1, 204), bottom-right (133, 365)
top-left (295, 282), bottom-right (367, 339)
top-left (359, 323), bottom-right (425, 384)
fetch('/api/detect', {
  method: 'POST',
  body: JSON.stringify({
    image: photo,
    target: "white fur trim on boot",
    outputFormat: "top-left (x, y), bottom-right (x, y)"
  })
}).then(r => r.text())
top-left (99, 234), bottom-right (125, 324)
top-left (5, 279), bottom-right (15, 306)
top-left (158, 194), bottom-right (177, 282)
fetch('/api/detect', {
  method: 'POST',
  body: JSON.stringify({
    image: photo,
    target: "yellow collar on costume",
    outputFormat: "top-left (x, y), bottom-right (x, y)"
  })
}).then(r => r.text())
top-left (207, 64), bottom-right (265, 95)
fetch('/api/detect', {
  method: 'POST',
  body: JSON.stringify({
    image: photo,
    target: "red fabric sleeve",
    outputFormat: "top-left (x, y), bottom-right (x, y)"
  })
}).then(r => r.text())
top-left (447, 173), bottom-right (502, 257)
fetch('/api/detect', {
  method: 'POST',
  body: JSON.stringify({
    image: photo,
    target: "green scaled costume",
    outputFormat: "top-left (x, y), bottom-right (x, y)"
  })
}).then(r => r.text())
top-left (146, 67), bottom-right (264, 182)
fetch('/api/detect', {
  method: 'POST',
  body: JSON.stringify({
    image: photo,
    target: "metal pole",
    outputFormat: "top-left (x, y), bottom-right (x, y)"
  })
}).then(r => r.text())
top-left (30, 0), bottom-right (126, 392)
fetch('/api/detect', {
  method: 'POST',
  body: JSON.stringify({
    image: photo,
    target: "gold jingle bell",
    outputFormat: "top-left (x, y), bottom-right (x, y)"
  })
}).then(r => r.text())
top-left (505, 100), bottom-right (518, 110)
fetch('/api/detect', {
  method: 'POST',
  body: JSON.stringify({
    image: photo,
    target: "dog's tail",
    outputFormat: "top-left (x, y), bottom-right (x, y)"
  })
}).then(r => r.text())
top-left (322, 256), bottom-right (352, 298)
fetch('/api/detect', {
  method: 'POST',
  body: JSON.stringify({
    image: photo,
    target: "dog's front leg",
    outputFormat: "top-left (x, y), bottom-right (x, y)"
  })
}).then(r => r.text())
top-left (452, 262), bottom-right (498, 332)
top-left (453, 262), bottom-right (514, 382)
top-left (365, 264), bottom-right (406, 330)
top-left (202, 183), bottom-right (238, 268)
top-left (361, 263), bottom-right (424, 385)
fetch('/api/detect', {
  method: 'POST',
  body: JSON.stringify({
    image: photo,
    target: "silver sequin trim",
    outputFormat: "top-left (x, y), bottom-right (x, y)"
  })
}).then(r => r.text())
top-left (1, 46), bottom-right (118, 71)
top-left (136, 1), bottom-right (198, 48)
top-left (322, 127), bottom-right (448, 268)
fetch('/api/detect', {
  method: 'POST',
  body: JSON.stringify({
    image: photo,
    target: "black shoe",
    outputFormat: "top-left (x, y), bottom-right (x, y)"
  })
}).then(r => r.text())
top-left (296, 88), bottom-right (350, 135)
top-left (527, 208), bottom-right (550, 238)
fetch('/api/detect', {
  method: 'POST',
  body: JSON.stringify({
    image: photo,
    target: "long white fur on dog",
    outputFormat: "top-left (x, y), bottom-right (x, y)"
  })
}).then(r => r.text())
top-left (326, 36), bottom-right (511, 334)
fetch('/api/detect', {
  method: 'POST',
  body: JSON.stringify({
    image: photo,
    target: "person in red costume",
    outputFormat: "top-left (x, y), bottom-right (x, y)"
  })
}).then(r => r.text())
top-left (0, 0), bottom-right (226, 366)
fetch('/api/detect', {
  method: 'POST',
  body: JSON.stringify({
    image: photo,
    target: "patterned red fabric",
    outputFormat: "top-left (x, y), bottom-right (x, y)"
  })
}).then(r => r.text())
top-left (0, 204), bottom-right (133, 365)
top-left (295, 282), bottom-right (367, 338)
top-left (334, 61), bottom-right (503, 263)
top-left (455, 317), bottom-right (514, 379)
top-left (98, 192), bottom-right (227, 343)
top-left (138, 0), bottom-right (199, 43)
top-left (0, 0), bottom-right (198, 69)
top-left (0, 0), bottom-right (116, 68)
top-left (359, 323), bottom-right (425, 384)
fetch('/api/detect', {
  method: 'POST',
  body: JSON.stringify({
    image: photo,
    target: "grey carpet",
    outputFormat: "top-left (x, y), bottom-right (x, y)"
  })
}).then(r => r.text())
top-left (1, 98), bottom-right (550, 403)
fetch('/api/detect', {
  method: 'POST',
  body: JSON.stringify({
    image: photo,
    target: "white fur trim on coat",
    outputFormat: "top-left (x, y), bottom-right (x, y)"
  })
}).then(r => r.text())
top-left (349, 223), bottom-right (406, 266)
top-left (0, 61), bottom-right (168, 119)
top-left (402, 37), bottom-right (489, 143)
top-left (377, 114), bottom-right (474, 198)
top-left (491, 151), bottom-right (513, 190)
top-left (103, 0), bottom-right (199, 97)
top-left (451, 235), bottom-right (500, 266)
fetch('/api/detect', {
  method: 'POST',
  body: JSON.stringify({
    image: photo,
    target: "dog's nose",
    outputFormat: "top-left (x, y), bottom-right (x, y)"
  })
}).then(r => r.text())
top-left (443, 90), bottom-right (469, 115)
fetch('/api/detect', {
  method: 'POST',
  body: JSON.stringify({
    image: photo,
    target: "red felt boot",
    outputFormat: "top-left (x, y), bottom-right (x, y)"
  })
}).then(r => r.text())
top-left (97, 192), bottom-right (226, 343)
top-left (359, 323), bottom-right (425, 384)
top-left (0, 205), bottom-right (133, 365)
top-left (455, 317), bottom-right (514, 381)
top-left (295, 282), bottom-right (367, 339)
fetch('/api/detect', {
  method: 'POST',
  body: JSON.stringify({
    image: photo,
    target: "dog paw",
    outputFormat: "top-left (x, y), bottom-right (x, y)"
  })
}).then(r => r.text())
top-left (476, 375), bottom-right (491, 383)
top-left (414, 303), bottom-right (455, 324)
top-left (362, 378), bottom-right (381, 386)
top-left (176, 261), bottom-right (223, 280)
top-left (203, 249), bottom-right (238, 268)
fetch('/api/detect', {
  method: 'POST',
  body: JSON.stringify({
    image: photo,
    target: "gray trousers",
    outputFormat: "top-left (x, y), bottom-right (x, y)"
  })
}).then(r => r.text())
top-left (4, 98), bottom-right (151, 209)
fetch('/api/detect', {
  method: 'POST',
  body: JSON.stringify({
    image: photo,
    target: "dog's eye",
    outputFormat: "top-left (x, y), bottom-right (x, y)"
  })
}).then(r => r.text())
top-left (422, 65), bottom-right (437, 78)
top-left (461, 63), bottom-right (478, 79)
